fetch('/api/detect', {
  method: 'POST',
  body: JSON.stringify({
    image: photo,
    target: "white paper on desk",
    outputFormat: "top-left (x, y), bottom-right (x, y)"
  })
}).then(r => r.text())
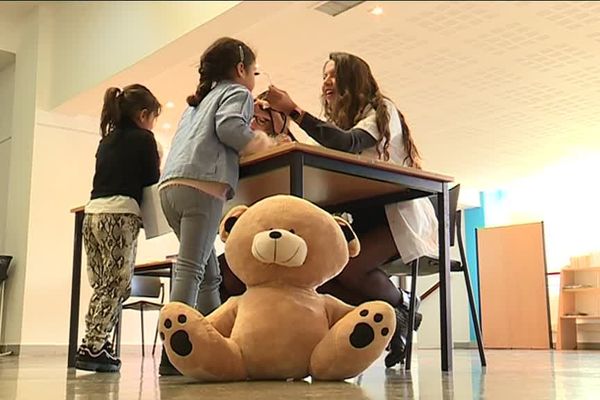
top-left (140, 184), bottom-right (172, 239)
top-left (289, 128), bottom-right (321, 146)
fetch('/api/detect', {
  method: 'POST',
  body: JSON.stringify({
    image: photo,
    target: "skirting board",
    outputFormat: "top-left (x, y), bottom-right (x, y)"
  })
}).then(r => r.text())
top-left (418, 341), bottom-right (480, 349)
top-left (0, 344), bottom-right (160, 357)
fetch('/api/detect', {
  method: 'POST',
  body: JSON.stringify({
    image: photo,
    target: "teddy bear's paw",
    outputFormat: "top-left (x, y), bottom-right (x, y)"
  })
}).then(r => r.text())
top-left (349, 306), bottom-right (393, 349)
top-left (161, 313), bottom-right (193, 357)
top-left (309, 301), bottom-right (395, 380)
top-left (159, 302), bottom-right (205, 360)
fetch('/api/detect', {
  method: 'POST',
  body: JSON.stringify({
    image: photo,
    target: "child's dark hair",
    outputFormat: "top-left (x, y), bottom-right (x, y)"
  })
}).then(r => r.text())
top-left (187, 37), bottom-right (256, 107)
top-left (100, 84), bottom-right (161, 137)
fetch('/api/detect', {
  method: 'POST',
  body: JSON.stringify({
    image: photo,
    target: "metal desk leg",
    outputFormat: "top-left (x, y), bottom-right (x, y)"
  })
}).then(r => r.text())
top-left (290, 153), bottom-right (304, 197)
top-left (438, 183), bottom-right (453, 371)
top-left (67, 211), bottom-right (84, 368)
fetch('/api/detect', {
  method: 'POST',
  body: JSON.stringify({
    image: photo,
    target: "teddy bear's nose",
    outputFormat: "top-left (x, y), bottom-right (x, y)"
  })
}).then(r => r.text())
top-left (269, 231), bottom-right (282, 239)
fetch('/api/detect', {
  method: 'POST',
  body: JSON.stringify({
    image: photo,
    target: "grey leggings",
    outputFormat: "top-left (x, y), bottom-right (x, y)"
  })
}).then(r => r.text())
top-left (159, 185), bottom-right (224, 315)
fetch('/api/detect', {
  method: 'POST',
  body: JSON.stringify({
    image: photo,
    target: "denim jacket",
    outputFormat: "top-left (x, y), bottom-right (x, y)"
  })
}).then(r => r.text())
top-left (159, 81), bottom-right (254, 199)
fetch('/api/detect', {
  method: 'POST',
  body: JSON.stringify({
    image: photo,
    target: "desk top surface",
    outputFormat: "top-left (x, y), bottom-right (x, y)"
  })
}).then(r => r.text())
top-left (134, 259), bottom-right (175, 270)
top-left (71, 143), bottom-right (452, 213)
top-left (241, 143), bottom-right (453, 182)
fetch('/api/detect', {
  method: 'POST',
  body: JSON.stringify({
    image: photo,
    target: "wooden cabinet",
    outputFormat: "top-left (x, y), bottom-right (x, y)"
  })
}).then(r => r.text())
top-left (557, 263), bottom-right (600, 350)
top-left (477, 222), bottom-right (552, 349)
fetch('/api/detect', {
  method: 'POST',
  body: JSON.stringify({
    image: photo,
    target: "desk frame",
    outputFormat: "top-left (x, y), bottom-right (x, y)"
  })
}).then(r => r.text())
top-left (68, 145), bottom-right (453, 371)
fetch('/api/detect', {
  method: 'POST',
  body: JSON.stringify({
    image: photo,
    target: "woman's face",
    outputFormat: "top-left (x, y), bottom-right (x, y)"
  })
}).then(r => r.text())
top-left (251, 105), bottom-right (272, 132)
top-left (251, 103), bottom-right (287, 135)
top-left (322, 60), bottom-right (337, 106)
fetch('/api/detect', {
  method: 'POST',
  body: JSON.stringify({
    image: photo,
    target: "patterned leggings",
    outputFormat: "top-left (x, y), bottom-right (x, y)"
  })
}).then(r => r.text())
top-left (82, 213), bottom-right (141, 351)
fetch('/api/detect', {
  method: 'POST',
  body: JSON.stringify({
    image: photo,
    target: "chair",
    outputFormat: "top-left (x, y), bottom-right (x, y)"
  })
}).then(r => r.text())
top-left (113, 275), bottom-right (165, 357)
top-left (381, 185), bottom-right (486, 369)
top-left (0, 255), bottom-right (13, 357)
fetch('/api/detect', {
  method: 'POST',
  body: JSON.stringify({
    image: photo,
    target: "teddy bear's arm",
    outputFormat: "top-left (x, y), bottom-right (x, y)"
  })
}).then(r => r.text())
top-left (206, 297), bottom-right (239, 337)
top-left (322, 294), bottom-right (355, 327)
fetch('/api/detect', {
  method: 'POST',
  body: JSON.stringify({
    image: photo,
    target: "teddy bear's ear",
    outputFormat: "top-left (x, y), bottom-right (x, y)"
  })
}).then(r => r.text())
top-left (219, 205), bottom-right (249, 242)
top-left (333, 216), bottom-right (361, 258)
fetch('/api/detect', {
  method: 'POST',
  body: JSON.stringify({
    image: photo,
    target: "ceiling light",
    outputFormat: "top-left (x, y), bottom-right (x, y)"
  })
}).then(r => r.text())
top-left (165, 101), bottom-right (175, 109)
top-left (162, 123), bottom-right (172, 130)
top-left (315, 1), bottom-right (364, 17)
top-left (370, 6), bottom-right (384, 16)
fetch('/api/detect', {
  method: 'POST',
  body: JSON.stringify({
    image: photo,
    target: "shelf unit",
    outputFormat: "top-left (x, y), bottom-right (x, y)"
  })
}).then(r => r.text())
top-left (557, 264), bottom-right (600, 350)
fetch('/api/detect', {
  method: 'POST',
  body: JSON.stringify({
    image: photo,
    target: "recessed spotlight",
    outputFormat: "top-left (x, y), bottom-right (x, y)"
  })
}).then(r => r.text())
top-left (162, 123), bottom-right (172, 130)
top-left (370, 6), bottom-right (384, 16)
top-left (165, 101), bottom-right (175, 109)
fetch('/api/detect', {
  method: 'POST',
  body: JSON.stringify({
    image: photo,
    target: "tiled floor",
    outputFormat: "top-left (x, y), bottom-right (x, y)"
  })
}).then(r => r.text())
top-left (1, 349), bottom-right (599, 399)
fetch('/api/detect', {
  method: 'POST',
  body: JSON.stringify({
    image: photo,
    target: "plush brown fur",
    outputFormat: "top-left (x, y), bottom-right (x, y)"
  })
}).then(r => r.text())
top-left (159, 195), bottom-right (395, 381)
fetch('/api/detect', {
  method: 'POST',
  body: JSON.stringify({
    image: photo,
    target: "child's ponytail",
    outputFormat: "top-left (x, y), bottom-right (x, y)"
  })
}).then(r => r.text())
top-left (99, 84), bottom-right (161, 137)
top-left (100, 87), bottom-right (122, 137)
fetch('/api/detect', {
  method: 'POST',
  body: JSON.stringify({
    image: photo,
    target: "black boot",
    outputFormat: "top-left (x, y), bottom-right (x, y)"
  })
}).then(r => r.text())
top-left (399, 288), bottom-right (421, 318)
top-left (384, 290), bottom-right (423, 368)
top-left (159, 347), bottom-right (182, 376)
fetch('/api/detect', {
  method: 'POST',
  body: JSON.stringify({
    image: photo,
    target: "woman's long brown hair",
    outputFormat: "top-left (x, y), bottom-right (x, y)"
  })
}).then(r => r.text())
top-left (322, 52), bottom-right (421, 168)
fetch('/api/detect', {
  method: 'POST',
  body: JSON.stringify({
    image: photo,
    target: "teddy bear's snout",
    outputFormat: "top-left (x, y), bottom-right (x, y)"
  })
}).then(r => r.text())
top-left (251, 229), bottom-right (308, 267)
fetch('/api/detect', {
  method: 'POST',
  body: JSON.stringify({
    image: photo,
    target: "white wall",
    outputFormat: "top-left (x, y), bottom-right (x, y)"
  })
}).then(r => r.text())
top-left (2, 7), bottom-right (42, 349)
top-left (485, 149), bottom-right (600, 343)
top-left (0, 60), bottom-right (16, 251)
top-left (19, 109), bottom-right (226, 347)
top-left (45, 1), bottom-right (239, 109)
top-left (0, 5), bottom-right (30, 53)
top-left (1, 0), bottom-right (240, 350)
top-left (20, 110), bottom-right (179, 347)
top-left (20, 110), bottom-right (98, 346)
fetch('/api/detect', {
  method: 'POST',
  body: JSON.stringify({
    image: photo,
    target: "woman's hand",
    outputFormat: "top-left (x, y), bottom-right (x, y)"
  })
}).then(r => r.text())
top-left (265, 85), bottom-right (297, 115)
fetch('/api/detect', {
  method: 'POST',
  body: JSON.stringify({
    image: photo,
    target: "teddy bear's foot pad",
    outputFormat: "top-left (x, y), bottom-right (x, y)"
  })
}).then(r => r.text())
top-left (159, 302), bottom-right (247, 381)
top-left (350, 309), bottom-right (391, 349)
top-left (170, 327), bottom-right (193, 357)
top-left (310, 301), bottom-right (395, 380)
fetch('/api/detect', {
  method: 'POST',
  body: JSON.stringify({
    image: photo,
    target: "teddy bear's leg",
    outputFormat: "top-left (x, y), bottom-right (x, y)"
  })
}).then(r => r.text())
top-left (310, 301), bottom-right (395, 380)
top-left (159, 302), bottom-right (247, 381)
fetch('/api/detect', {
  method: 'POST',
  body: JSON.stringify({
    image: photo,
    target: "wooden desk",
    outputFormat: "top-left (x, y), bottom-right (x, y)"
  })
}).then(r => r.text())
top-left (133, 259), bottom-right (175, 279)
top-left (68, 143), bottom-right (454, 370)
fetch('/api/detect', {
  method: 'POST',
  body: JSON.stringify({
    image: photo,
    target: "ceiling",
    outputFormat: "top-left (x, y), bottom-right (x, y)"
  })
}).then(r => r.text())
top-left (57, 1), bottom-right (600, 190)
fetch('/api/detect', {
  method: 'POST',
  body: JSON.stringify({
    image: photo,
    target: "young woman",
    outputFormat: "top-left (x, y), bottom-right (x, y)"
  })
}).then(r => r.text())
top-left (265, 52), bottom-right (438, 368)
top-left (77, 84), bottom-right (161, 372)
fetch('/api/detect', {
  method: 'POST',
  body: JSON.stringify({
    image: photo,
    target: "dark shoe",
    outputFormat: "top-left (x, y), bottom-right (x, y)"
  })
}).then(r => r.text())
top-left (159, 348), bottom-right (182, 376)
top-left (75, 342), bottom-right (121, 372)
top-left (385, 291), bottom-right (423, 368)
top-left (400, 289), bottom-right (421, 320)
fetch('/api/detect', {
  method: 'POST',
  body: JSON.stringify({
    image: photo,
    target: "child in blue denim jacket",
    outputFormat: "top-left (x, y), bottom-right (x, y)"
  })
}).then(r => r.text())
top-left (158, 37), bottom-right (274, 375)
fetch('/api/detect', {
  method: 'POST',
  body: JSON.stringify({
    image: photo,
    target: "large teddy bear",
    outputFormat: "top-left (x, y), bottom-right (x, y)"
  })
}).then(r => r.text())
top-left (158, 195), bottom-right (395, 381)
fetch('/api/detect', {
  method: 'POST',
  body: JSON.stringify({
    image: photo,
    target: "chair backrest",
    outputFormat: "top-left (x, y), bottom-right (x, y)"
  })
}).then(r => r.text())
top-left (428, 185), bottom-right (461, 247)
top-left (130, 276), bottom-right (162, 298)
top-left (0, 255), bottom-right (12, 283)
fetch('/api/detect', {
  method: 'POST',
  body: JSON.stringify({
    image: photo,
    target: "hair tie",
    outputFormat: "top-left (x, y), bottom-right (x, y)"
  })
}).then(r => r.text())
top-left (238, 45), bottom-right (244, 63)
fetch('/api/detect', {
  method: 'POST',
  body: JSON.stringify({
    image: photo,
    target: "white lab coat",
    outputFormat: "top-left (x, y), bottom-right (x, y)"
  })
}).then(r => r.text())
top-left (354, 99), bottom-right (438, 263)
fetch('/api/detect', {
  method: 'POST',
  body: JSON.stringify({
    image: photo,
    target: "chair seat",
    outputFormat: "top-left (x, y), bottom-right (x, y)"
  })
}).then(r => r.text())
top-left (381, 256), bottom-right (463, 277)
top-left (122, 300), bottom-right (163, 312)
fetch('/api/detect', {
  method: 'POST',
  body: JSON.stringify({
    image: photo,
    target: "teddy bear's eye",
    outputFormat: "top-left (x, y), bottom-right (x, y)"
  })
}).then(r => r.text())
top-left (289, 229), bottom-right (295, 234)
